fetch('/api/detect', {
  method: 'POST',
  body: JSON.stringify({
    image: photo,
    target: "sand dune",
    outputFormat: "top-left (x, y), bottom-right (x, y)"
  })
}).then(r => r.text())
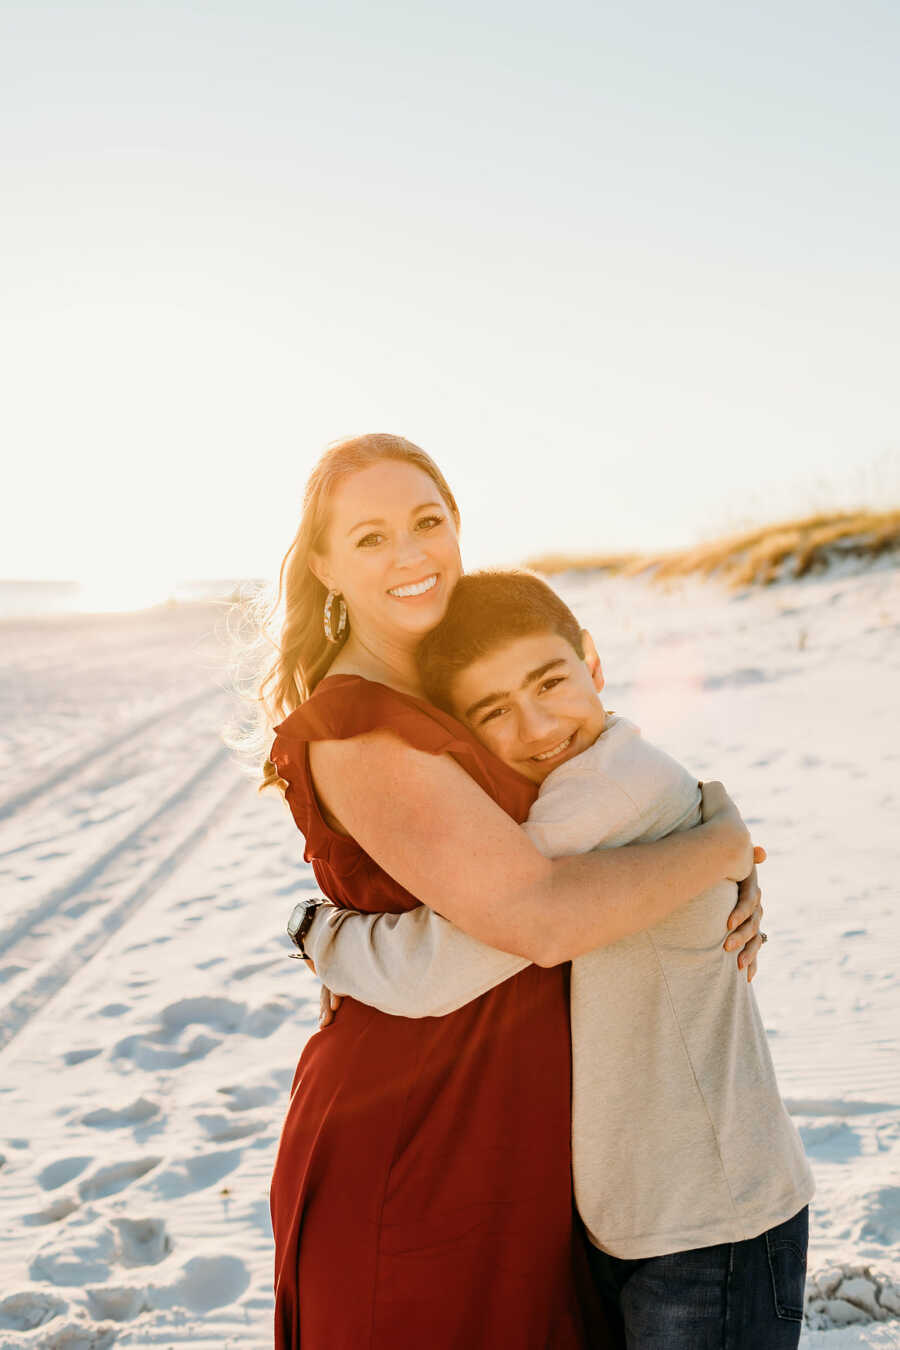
top-left (0, 561), bottom-right (898, 1346)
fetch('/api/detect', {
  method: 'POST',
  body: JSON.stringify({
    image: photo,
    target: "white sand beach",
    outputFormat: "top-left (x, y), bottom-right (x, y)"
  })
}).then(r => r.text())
top-left (0, 560), bottom-right (898, 1348)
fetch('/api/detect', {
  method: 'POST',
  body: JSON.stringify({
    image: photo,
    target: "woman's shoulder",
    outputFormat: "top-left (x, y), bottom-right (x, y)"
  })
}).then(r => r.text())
top-left (272, 674), bottom-right (467, 752)
top-left (271, 674), bottom-right (537, 834)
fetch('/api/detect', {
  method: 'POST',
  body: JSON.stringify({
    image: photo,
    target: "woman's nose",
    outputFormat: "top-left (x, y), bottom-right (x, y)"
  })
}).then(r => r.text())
top-left (392, 532), bottom-right (429, 568)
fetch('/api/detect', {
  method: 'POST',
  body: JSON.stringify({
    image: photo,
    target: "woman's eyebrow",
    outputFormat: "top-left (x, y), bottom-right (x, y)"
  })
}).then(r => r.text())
top-left (465, 659), bottom-right (567, 720)
top-left (347, 502), bottom-right (443, 536)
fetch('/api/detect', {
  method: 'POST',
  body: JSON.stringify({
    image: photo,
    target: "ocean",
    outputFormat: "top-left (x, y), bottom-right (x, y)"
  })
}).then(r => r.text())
top-left (0, 579), bottom-right (264, 619)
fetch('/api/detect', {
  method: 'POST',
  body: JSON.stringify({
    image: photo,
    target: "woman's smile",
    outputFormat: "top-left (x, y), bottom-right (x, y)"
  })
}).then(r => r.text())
top-left (387, 573), bottom-right (439, 598)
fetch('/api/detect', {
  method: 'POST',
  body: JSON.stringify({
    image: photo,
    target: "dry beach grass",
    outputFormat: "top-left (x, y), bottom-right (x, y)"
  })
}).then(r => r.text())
top-left (526, 508), bottom-right (900, 589)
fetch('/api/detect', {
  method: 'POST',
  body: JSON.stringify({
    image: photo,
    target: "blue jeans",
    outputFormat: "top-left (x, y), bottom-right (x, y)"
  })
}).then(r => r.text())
top-left (586, 1207), bottom-right (809, 1349)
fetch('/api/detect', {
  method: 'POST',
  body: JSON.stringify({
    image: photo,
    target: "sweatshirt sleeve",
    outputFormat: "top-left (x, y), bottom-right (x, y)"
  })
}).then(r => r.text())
top-left (304, 903), bottom-right (530, 1018)
top-left (522, 765), bottom-right (643, 858)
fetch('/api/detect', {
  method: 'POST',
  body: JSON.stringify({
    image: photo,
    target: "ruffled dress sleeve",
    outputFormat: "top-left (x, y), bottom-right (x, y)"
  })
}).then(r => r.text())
top-left (269, 675), bottom-right (536, 911)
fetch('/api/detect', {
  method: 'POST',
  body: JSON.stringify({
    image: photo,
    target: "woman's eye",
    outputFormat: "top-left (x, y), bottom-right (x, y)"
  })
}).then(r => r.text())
top-left (415, 515), bottom-right (444, 531)
top-left (356, 533), bottom-right (384, 548)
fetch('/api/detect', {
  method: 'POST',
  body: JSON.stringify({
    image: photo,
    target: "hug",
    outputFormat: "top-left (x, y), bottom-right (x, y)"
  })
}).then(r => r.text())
top-left (259, 433), bottom-right (812, 1349)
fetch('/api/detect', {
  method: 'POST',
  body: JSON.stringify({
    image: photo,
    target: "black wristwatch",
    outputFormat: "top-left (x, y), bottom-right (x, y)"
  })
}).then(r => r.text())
top-left (286, 898), bottom-right (323, 960)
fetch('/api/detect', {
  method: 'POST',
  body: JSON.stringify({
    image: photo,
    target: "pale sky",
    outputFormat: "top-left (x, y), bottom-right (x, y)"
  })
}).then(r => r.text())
top-left (2, 0), bottom-right (898, 600)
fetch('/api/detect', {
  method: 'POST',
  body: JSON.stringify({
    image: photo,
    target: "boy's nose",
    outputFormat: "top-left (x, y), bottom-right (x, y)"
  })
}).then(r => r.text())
top-left (518, 702), bottom-right (558, 743)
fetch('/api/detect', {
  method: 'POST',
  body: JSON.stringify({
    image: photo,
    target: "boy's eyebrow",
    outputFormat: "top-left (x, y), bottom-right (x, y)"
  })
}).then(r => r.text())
top-left (464, 658), bottom-right (568, 720)
top-left (346, 502), bottom-right (444, 536)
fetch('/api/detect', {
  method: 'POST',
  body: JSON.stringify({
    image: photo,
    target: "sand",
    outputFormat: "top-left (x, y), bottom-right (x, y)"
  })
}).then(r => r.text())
top-left (0, 561), bottom-right (898, 1347)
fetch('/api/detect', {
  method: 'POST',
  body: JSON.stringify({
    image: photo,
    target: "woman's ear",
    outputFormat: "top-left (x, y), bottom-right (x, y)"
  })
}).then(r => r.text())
top-left (581, 630), bottom-right (605, 693)
top-left (309, 551), bottom-right (335, 593)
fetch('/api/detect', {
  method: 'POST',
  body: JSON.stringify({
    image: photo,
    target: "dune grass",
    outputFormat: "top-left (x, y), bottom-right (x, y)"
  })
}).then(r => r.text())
top-left (525, 509), bottom-right (900, 588)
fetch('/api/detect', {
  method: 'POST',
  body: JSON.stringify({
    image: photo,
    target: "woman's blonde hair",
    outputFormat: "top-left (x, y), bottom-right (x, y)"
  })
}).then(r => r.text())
top-left (236, 433), bottom-right (460, 793)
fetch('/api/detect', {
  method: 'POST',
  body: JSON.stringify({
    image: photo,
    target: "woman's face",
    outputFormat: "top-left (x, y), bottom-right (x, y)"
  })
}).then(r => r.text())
top-left (312, 459), bottom-right (462, 645)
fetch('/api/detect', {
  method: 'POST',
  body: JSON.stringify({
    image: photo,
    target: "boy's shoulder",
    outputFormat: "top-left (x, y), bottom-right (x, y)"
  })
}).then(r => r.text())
top-left (541, 711), bottom-right (699, 807)
top-left (543, 711), bottom-right (643, 784)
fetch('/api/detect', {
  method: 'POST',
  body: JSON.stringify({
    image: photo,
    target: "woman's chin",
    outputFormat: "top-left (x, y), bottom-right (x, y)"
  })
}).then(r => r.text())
top-left (384, 591), bottom-right (450, 634)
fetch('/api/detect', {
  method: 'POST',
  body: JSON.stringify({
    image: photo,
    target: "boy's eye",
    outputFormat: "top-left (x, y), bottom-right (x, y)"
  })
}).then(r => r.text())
top-left (356, 532), bottom-right (384, 548)
top-left (480, 706), bottom-right (507, 725)
top-left (539, 677), bottom-right (565, 694)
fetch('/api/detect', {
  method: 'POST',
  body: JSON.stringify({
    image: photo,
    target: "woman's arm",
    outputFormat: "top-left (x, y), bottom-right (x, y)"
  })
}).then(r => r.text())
top-left (308, 733), bottom-right (754, 966)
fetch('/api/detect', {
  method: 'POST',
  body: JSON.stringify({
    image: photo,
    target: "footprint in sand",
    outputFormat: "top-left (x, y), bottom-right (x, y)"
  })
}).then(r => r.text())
top-left (216, 1082), bottom-right (281, 1112)
top-left (799, 1119), bottom-right (862, 1162)
top-left (37, 1156), bottom-right (92, 1191)
top-left (82, 1096), bottom-right (160, 1129)
top-left (86, 1285), bottom-right (150, 1323)
top-left (77, 1156), bottom-right (162, 1202)
top-left (0, 1290), bottom-right (68, 1332)
top-left (160, 995), bottom-right (246, 1032)
top-left (154, 1253), bottom-right (251, 1315)
top-left (112, 995), bottom-right (292, 1070)
top-left (856, 1186), bottom-right (900, 1247)
top-left (231, 957), bottom-right (282, 981)
top-left (23, 1194), bottom-right (80, 1226)
top-left (30, 1217), bottom-right (118, 1285)
top-left (62, 1046), bottom-right (102, 1066)
top-left (145, 1147), bottom-right (243, 1199)
top-left (196, 1111), bottom-right (267, 1143)
top-left (112, 1215), bottom-right (171, 1266)
top-left (40, 1319), bottom-right (117, 1349)
top-left (84, 1251), bottom-right (250, 1324)
top-left (30, 1214), bottom-right (171, 1289)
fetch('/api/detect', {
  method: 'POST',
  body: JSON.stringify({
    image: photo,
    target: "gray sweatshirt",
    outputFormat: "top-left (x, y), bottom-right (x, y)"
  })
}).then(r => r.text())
top-left (305, 713), bottom-right (814, 1258)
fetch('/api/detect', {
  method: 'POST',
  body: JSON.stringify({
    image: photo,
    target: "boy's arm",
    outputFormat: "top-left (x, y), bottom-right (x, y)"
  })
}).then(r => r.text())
top-left (304, 903), bottom-right (530, 1018)
top-left (523, 767), bottom-right (643, 857)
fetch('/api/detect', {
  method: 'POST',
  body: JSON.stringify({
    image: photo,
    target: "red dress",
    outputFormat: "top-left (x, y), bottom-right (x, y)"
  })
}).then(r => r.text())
top-left (269, 675), bottom-right (595, 1349)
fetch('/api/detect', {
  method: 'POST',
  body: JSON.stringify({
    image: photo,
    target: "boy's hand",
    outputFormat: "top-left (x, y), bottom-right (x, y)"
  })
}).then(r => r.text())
top-left (298, 954), bottom-right (343, 1028)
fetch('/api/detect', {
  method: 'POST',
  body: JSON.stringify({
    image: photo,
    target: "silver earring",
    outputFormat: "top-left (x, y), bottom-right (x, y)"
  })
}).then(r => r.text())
top-left (323, 590), bottom-right (347, 643)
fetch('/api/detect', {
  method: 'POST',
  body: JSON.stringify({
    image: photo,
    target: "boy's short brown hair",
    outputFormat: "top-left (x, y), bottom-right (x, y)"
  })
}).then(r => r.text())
top-left (416, 569), bottom-right (585, 713)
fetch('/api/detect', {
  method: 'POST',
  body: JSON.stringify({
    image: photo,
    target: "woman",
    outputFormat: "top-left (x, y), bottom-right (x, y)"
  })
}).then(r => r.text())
top-left (258, 433), bottom-right (763, 1349)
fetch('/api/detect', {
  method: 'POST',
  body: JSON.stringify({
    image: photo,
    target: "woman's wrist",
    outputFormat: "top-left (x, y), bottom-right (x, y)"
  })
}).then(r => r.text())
top-left (702, 812), bottom-right (751, 881)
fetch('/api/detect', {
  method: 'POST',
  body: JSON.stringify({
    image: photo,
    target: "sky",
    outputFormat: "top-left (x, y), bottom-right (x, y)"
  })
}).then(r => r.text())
top-left (2, 0), bottom-right (898, 603)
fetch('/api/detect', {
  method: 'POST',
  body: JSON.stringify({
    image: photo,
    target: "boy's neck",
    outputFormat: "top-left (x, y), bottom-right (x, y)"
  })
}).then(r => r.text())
top-left (583, 702), bottom-right (608, 749)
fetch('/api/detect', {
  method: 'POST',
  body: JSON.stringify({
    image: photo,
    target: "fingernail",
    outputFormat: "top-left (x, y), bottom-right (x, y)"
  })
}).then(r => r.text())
top-left (724, 938), bottom-right (736, 950)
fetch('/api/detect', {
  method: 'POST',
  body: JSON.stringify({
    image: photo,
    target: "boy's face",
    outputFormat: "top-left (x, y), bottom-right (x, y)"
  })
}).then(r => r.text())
top-left (449, 631), bottom-right (607, 784)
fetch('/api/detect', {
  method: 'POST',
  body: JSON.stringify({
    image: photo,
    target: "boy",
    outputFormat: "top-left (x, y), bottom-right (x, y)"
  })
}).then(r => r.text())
top-left (304, 570), bottom-right (814, 1349)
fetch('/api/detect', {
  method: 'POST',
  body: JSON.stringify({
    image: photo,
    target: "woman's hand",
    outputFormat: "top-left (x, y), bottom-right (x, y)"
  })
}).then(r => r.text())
top-left (701, 782), bottom-right (767, 983)
top-left (700, 780), bottom-right (754, 881)
top-left (724, 858), bottom-right (766, 982)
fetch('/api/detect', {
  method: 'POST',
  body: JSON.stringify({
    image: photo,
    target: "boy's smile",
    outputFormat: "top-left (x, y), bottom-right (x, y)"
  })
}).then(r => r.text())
top-left (449, 632), bottom-right (607, 785)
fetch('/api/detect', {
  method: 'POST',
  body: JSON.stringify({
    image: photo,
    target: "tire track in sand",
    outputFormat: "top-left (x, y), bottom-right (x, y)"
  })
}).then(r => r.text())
top-left (0, 687), bottom-right (218, 825)
top-left (0, 749), bottom-right (246, 1053)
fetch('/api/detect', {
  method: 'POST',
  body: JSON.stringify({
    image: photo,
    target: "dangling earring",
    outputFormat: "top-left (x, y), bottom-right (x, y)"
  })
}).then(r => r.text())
top-left (323, 590), bottom-right (347, 643)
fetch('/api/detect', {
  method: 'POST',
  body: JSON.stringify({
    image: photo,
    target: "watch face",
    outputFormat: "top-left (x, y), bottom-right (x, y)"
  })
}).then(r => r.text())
top-left (287, 902), bottom-right (308, 942)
